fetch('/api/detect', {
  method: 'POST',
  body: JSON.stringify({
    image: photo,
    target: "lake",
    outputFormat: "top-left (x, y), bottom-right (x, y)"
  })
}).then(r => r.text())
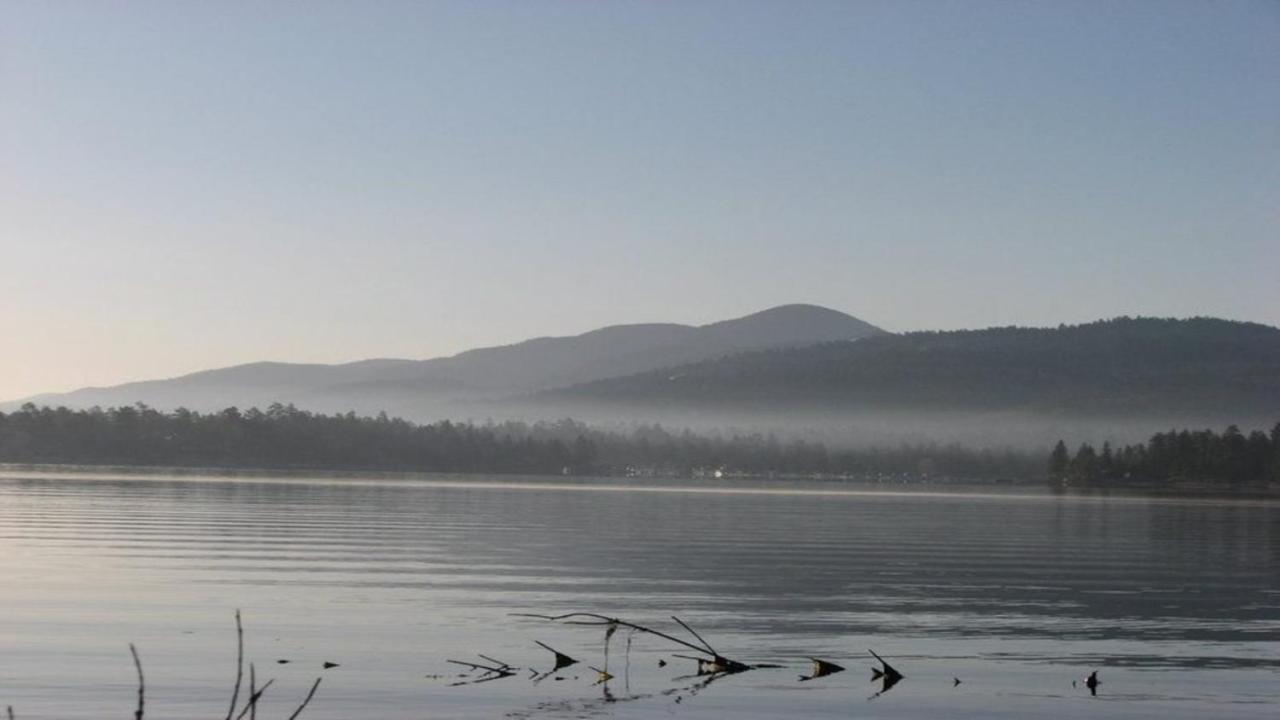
top-left (1, 468), bottom-right (1277, 719)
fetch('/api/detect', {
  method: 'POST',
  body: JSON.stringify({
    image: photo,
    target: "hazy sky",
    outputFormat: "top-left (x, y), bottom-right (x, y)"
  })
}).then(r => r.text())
top-left (2, 1), bottom-right (1277, 401)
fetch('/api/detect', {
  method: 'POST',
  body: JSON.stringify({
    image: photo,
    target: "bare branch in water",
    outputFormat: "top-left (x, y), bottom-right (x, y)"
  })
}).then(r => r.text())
top-left (513, 613), bottom-right (709, 658)
top-left (284, 678), bottom-right (321, 720)
top-left (512, 612), bottom-right (756, 674)
top-left (247, 664), bottom-right (256, 720)
top-left (225, 610), bottom-right (244, 720)
top-left (446, 658), bottom-right (513, 675)
top-left (534, 641), bottom-right (578, 671)
top-left (476, 654), bottom-right (511, 671)
top-left (128, 643), bottom-right (145, 720)
top-left (232, 679), bottom-right (274, 720)
top-left (670, 616), bottom-right (717, 656)
top-left (868, 649), bottom-right (905, 699)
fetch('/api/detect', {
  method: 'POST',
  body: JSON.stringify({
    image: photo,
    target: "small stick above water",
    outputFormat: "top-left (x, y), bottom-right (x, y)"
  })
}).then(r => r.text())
top-left (129, 643), bottom-right (145, 720)
top-left (225, 610), bottom-right (244, 720)
top-left (285, 678), bottom-right (321, 720)
top-left (232, 679), bottom-right (274, 720)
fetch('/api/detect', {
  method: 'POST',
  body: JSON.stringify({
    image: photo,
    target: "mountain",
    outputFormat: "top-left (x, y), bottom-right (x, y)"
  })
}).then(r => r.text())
top-left (5, 304), bottom-right (884, 417)
top-left (541, 317), bottom-right (1280, 420)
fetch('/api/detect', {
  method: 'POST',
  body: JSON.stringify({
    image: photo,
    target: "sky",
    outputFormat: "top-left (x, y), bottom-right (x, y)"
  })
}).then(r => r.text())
top-left (2, 0), bottom-right (1277, 401)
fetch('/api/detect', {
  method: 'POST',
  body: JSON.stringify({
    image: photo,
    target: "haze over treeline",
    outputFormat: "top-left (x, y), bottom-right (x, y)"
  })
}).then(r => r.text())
top-left (3, 403), bottom-right (1277, 487)
top-left (0, 402), bottom-right (1041, 480)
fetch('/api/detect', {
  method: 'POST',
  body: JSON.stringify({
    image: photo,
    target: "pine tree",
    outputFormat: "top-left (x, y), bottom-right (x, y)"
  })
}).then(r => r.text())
top-left (1048, 439), bottom-right (1070, 481)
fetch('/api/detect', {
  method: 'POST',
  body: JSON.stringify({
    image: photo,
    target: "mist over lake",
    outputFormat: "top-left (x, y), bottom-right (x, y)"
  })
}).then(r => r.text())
top-left (2, 469), bottom-right (1276, 719)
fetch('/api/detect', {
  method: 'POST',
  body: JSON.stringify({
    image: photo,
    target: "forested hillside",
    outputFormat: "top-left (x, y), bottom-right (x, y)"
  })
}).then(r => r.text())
top-left (548, 317), bottom-right (1280, 418)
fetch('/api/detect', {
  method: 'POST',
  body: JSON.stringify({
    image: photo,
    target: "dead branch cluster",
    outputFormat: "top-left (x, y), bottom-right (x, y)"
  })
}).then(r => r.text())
top-left (5, 610), bottom-right (322, 720)
top-left (449, 611), bottom-right (918, 703)
top-left (461, 610), bottom-right (1105, 705)
top-left (3, 607), bottom-right (1106, 717)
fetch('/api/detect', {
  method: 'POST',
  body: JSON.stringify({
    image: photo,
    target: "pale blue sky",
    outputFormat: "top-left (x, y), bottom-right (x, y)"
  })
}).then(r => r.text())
top-left (2, 1), bottom-right (1277, 400)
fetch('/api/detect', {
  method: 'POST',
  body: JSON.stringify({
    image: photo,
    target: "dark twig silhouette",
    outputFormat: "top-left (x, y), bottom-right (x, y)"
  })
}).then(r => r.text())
top-left (232, 678), bottom-right (275, 720)
top-left (5, 613), bottom-right (318, 720)
top-left (284, 678), bottom-right (321, 720)
top-left (129, 643), bottom-right (145, 720)
top-left (670, 616), bottom-right (717, 656)
top-left (219, 612), bottom-right (318, 719)
top-left (446, 656), bottom-right (517, 686)
top-left (225, 610), bottom-right (244, 720)
top-left (868, 649), bottom-right (904, 699)
top-left (447, 657), bottom-right (513, 674)
top-left (512, 612), bottom-right (757, 674)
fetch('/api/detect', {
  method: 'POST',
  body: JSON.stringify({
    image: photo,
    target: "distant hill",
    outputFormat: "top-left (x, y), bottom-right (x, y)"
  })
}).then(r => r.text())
top-left (541, 317), bottom-right (1280, 420)
top-left (4, 304), bottom-right (884, 417)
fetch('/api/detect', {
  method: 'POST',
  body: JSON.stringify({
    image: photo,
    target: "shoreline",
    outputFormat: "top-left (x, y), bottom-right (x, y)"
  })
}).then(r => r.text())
top-left (3, 462), bottom-right (1277, 501)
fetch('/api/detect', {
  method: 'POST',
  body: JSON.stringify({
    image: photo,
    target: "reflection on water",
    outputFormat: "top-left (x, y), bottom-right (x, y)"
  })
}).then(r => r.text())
top-left (1, 469), bottom-right (1277, 719)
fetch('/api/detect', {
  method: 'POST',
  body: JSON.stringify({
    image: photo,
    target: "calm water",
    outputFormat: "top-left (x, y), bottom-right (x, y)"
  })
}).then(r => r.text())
top-left (1, 469), bottom-right (1277, 719)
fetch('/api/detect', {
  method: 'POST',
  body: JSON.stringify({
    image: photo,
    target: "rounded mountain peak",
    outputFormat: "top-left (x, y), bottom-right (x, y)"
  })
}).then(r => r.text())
top-left (699, 304), bottom-right (885, 346)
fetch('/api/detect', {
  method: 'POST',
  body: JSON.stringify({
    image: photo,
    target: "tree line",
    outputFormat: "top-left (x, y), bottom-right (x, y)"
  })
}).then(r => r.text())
top-left (0, 403), bottom-right (1039, 479)
top-left (7, 403), bottom-right (1274, 485)
top-left (1049, 423), bottom-right (1280, 486)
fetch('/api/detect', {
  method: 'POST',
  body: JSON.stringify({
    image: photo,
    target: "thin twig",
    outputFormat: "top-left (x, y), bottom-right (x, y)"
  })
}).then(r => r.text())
top-left (225, 610), bottom-right (244, 720)
top-left (129, 643), bottom-right (145, 720)
top-left (248, 663), bottom-right (256, 720)
top-left (511, 613), bottom-right (712, 658)
top-left (284, 678), bottom-right (321, 720)
top-left (475, 654), bottom-right (510, 670)
top-left (514, 612), bottom-right (754, 673)
top-left (671, 616), bottom-right (717, 656)
top-left (231, 679), bottom-right (274, 720)
top-left (446, 659), bottom-right (511, 675)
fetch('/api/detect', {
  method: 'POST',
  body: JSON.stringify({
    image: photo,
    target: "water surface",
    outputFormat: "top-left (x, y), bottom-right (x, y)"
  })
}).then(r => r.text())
top-left (1, 469), bottom-right (1277, 718)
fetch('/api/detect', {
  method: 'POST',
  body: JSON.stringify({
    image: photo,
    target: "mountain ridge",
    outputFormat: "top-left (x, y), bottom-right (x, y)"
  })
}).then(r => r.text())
top-left (4, 304), bottom-right (884, 414)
